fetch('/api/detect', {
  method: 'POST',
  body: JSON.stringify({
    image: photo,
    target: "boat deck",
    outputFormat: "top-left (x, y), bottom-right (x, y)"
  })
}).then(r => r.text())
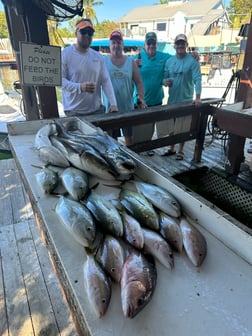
top-left (0, 130), bottom-right (252, 335)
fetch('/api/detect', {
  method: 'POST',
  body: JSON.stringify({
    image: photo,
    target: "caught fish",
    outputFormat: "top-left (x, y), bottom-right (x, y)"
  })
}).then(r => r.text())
top-left (60, 167), bottom-right (89, 201)
top-left (121, 251), bottom-right (157, 319)
top-left (34, 122), bottom-right (57, 149)
top-left (35, 123), bottom-right (70, 168)
top-left (179, 216), bottom-right (207, 267)
top-left (55, 121), bottom-right (137, 180)
top-left (121, 210), bottom-right (144, 249)
top-left (159, 211), bottom-right (183, 252)
top-left (133, 181), bottom-right (181, 218)
top-left (38, 145), bottom-right (70, 168)
top-left (86, 191), bottom-right (124, 237)
top-left (50, 135), bottom-right (117, 180)
top-left (95, 235), bottom-right (125, 283)
top-left (120, 189), bottom-right (159, 230)
top-left (142, 228), bottom-right (174, 270)
top-left (83, 254), bottom-right (111, 318)
top-left (35, 166), bottom-right (59, 194)
top-left (55, 196), bottom-right (96, 247)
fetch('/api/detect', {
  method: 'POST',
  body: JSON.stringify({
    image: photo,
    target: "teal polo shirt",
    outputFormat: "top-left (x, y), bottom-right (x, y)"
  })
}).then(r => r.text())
top-left (138, 49), bottom-right (171, 106)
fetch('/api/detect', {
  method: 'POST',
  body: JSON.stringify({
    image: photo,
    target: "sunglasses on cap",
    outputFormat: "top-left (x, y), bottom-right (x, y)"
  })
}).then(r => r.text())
top-left (78, 28), bottom-right (94, 36)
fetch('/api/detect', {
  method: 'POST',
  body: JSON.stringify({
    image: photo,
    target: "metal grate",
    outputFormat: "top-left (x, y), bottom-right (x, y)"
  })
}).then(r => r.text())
top-left (174, 167), bottom-right (252, 229)
top-left (200, 171), bottom-right (252, 228)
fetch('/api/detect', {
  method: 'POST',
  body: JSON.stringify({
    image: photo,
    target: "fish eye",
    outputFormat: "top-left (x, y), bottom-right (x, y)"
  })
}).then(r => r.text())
top-left (137, 298), bottom-right (144, 306)
top-left (87, 227), bottom-right (92, 231)
top-left (111, 268), bottom-right (115, 273)
top-left (102, 298), bottom-right (107, 304)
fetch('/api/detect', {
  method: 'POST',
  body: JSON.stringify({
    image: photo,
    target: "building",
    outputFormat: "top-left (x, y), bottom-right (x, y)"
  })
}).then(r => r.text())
top-left (118, 0), bottom-right (240, 49)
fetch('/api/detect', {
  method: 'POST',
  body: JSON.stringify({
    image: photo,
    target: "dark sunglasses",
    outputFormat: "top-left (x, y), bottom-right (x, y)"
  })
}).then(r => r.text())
top-left (147, 41), bottom-right (156, 46)
top-left (175, 41), bottom-right (186, 46)
top-left (78, 28), bottom-right (94, 36)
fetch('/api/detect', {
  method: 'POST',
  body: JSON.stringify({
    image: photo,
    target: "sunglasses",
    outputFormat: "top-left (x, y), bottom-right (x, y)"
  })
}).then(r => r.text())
top-left (175, 41), bottom-right (186, 46)
top-left (78, 28), bottom-right (94, 36)
top-left (147, 41), bottom-right (156, 46)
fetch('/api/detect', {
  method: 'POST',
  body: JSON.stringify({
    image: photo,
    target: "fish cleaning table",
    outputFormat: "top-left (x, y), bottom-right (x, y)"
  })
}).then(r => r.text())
top-left (7, 117), bottom-right (252, 336)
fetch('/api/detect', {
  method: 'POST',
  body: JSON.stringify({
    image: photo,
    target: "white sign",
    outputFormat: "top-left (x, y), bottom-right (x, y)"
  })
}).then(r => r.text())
top-left (20, 42), bottom-right (61, 86)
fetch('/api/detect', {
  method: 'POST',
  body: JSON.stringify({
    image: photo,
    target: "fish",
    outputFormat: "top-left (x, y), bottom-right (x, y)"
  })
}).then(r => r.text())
top-left (55, 196), bottom-right (96, 247)
top-left (50, 135), bottom-right (117, 180)
top-left (60, 167), bottom-right (89, 201)
top-left (86, 191), bottom-right (124, 237)
top-left (159, 211), bottom-right (183, 252)
top-left (55, 122), bottom-right (137, 180)
top-left (83, 254), bottom-right (111, 318)
top-left (35, 166), bottom-right (59, 194)
top-left (133, 181), bottom-right (181, 218)
top-left (120, 189), bottom-right (159, 230)
top-left (34, 122), bottom-right (57, 149)
top-left (121, 210), bottom-right (144, 249)
top-left (179, 216), bottom-right (207, 267)
top-left (95, 235), bottom-right (125, 283)
top-left (35, 123), bottom-right (70, 168)
top-left (121, 251), bottom-right (157, 319)
top-left (37, 145), bottom-right (70, 168)
top-left (142, 228), bottom-right (174, 270)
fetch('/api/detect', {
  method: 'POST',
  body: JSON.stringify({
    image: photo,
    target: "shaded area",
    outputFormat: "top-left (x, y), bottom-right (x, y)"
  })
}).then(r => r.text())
top-left (174, 166), bottom-right (252, 229)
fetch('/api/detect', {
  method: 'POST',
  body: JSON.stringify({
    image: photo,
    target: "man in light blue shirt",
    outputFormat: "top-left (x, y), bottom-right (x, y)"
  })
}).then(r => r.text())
top-left (162, 33), bottom-right (202, 160)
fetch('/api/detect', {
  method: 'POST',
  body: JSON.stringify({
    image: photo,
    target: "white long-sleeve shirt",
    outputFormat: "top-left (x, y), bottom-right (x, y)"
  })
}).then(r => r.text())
top-left (62, 45), bottom-right (117, 115)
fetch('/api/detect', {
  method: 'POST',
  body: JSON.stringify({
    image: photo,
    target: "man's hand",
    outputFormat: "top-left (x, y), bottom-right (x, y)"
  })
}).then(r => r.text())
top-left (109, 105), bottom-right (118, 112)
top-left (81, 82), bottom-right (96, 93)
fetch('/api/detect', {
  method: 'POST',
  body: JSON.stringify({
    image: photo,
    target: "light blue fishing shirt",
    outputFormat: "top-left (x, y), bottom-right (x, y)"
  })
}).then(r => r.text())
top-left (103, 55), bottom-right (134, 112)
top-left (163, 53), bottom-right (202, 104)
top-left (136, 49), bottom-right (171, 106)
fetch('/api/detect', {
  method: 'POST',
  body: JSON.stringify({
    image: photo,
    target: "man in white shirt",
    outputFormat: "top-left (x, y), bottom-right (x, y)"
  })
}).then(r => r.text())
top-left (62, 18), bottom-right (118, 116)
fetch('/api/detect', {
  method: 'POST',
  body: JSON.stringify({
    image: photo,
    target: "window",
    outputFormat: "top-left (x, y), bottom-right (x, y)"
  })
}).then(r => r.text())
top-left (157, 23), bottom-right (166, 31)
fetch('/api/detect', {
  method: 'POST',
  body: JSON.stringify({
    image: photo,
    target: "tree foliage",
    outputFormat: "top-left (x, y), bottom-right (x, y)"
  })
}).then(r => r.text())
top-left (83, 0), bottom-right (103, 24)
top-left (0, 11), bottom-right (9, 38)
top-left (228, 0), bottom-right (252, 28)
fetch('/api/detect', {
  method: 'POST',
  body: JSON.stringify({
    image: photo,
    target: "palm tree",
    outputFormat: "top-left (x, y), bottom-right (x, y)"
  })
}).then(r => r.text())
top-left (83, 0), bottom-right (103, 24)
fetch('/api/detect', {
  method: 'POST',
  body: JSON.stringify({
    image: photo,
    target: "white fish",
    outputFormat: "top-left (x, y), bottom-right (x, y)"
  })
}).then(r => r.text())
top-left (179, 216), bottom-right (207, 267)
top-left (55, 196), bottom-right (96, 247)
top-left (142, 228), bottom-right (174, 270)
top-left (83, 254), bottom-right (111, 318)
top-left (159, 211), bottom-right (183, 252)
top-left (134, 181), bottom-right (181, 218)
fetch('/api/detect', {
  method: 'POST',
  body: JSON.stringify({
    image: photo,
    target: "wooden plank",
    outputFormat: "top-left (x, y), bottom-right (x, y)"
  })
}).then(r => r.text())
top-left (0, 224), bottom-right (34, 335)
top-left (29, 219), bottom-right (77, 336)
top-left (0, 248), bottom-right (8, 336)
top-left (14, 220), bottom-right (60, 335)
top-left (0, 163), bottom-right (13, 226)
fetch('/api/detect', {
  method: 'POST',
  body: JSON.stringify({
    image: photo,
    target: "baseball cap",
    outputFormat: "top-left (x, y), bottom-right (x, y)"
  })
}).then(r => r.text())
top-left (110, 30), bottom-right (123, 40)
top-left (145, 32), bottom-right (157, 43)
top-left (175, 34), bottom-right (187, 43)
top-left (76, 20), bottom-right (95, 32)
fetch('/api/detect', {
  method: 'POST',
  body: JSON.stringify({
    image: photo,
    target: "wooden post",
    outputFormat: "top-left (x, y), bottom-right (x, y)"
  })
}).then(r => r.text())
top-left (225, 15), bottom-right (252, 175)
top-left (4, 0), bottom-right (59, 120)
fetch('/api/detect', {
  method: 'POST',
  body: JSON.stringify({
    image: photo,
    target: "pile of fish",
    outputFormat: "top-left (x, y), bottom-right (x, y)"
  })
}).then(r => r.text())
top-left (34, 119), bottom-right (136, 181)
top-left (34, 121), bottom-right (207, 320)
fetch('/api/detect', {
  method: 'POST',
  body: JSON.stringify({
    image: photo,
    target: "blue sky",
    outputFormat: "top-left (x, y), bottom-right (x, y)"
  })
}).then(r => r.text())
top-left (95, 1), bottom-right (157, 22)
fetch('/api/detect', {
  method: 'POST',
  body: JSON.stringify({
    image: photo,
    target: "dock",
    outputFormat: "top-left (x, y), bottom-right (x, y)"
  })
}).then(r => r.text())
top-left (0, 158), bottom-right (77, 335)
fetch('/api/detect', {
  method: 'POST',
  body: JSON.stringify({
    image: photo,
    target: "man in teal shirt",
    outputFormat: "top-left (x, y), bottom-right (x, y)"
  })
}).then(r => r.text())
top-left (133, 32), bottom-right (171, 148)
top-left (162, 33), bottom-right (202, 160)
